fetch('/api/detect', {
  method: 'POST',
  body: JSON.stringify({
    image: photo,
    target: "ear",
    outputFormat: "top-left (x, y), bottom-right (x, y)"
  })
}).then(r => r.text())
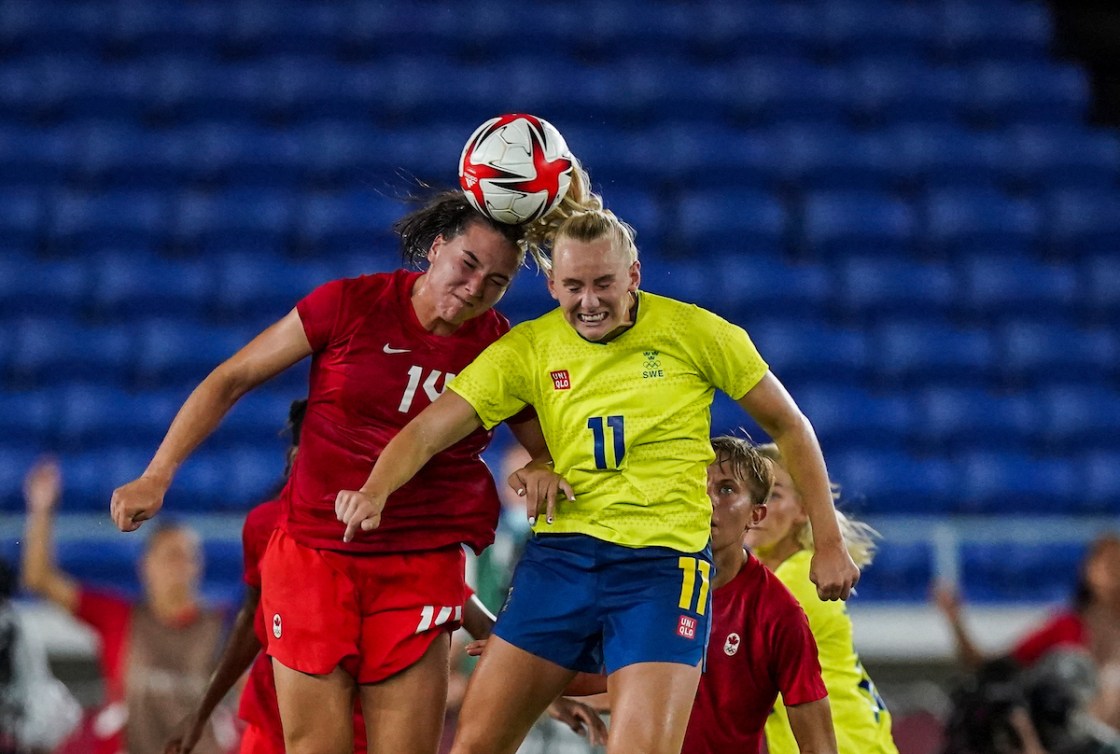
top-left (629, 259), bottom-right (641, 291)
top-left (546, 273), bottom-right (559, 301)
top-left (427, 233), bottom-right (446, 265)
top-left (750, 503), bottom-right (768, 528)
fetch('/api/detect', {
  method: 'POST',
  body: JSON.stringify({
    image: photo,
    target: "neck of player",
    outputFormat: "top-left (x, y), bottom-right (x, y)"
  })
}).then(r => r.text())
top-left (711, 542), bottom-right (749, 590)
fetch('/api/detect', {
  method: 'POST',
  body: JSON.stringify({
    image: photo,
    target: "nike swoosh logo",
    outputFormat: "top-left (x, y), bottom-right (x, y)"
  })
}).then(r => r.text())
top-left (383, 344), bottom-right (411, 354)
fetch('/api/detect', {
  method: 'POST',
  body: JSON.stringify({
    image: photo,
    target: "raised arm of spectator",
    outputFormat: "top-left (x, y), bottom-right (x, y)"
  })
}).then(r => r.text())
top-left (932, 581), bottom-right (987, 670)
top-left (21, 458), bottom-right (79, 612)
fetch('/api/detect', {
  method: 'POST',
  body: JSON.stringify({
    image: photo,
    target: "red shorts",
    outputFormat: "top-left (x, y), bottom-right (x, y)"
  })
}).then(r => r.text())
top-left (239, 724), bottom-right (282, 754)
top-left (260, 529), bottom-right (465, 683)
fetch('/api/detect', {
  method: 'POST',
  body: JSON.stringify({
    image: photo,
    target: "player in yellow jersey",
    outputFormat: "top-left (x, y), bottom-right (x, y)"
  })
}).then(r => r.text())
top-left (746, 443), bottom-right (899, 754)
top-left (335, 208), bottom-right (859, 754)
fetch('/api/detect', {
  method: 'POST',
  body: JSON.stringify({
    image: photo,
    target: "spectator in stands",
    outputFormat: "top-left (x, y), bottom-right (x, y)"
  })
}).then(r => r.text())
top-left (934, 533), bottom-right (1120, 733)
top-left (110, 173), bottom-right (602, 754)
top-left (335, 207), bottom-right (858, 754)
top-left (22, 458), bottom-right (233, 754)
top-left (745, 443), bottom-right (898, 753)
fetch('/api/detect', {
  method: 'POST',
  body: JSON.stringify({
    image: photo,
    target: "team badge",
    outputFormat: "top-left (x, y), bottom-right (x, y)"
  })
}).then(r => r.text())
top-left (724, 632), bottom-right (741, 656)
top-left (273, 613), bottom-right (282, 639)
top-left (550, 370), bottom-right (571, 390)
top-left (642, 350), bottom-right (664, 379)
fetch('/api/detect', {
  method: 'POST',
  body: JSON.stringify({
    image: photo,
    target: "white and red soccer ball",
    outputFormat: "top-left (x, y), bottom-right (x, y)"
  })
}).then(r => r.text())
top-left (459, 114), bottom-right (575, 225)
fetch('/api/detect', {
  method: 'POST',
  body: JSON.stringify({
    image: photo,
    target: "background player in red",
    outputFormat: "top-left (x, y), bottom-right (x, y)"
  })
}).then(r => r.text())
top-left (682, 435), bottom-right (836, 754)
top-left (110, 181), bottom-right (598, 754)
top-left (22, 458), bottom-right (232, 754)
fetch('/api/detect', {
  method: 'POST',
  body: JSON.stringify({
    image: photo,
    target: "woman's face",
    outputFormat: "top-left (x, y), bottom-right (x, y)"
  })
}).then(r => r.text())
top-left (140, 528), bottom-right (202, 601)
top-left (742, 461), bottom-right (807, 554)
top-left (547, 235), bottom-right (640, 342)
top-left (423, 221), bottom-right (521, 327)
top-left (1085, 539), bottom-right (1120, 606)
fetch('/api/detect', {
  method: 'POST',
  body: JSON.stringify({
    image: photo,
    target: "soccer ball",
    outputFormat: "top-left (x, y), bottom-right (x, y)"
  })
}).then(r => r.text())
top-left (459, 114), bottom-right (575, 225)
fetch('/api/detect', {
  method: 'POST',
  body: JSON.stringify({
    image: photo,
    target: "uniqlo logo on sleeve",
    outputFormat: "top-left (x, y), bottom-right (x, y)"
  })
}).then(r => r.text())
top-left (677, 615), bottom-right (697, 640)
top-left (550, 370), bottom-right (571, 390)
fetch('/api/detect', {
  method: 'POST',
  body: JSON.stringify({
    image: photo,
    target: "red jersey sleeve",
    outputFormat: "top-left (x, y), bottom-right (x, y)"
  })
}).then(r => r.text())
top-left (1010, 611), bottom-right (1085, 666)
top-left (296, 278), bottom-right (347, 351)
top-left (768, 587), bottom-right (828, 707)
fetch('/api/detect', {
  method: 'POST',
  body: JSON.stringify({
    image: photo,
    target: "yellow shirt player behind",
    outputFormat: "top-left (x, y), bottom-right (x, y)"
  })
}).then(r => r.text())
top-left (747, 444), bottom-right (899, 754)
top-left (335, 207), bottom-right (860, 754)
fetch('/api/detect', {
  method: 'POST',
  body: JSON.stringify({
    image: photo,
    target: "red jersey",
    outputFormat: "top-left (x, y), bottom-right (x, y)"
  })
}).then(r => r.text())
top-left (1011, 610), bottom-right (1086, 666)
top-left (290, 270), bottom-right (515, 554)
top-left (681, 552), bottom-right (827, 754)
top-left (239, 499), bottom-right (367, 751)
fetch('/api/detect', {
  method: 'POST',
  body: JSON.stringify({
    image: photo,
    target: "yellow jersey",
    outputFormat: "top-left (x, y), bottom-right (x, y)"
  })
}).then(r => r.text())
top-left (449, 291), bottom-right (767, 552)
top-left (765, 550), bottom-right (898, 754)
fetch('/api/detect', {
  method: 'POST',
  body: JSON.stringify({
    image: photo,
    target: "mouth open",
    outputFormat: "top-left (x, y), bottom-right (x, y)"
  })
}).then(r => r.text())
top-left (577, 312), bottom-right (608, 324)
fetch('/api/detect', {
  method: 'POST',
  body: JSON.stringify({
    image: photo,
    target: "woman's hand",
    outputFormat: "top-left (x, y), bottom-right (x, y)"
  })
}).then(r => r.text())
top-left (507, 460), bottom-right (574, 526)
top-left (110, 475), bottom-right (168, 532)
top-left (334, 489), bottom-right (387, 542)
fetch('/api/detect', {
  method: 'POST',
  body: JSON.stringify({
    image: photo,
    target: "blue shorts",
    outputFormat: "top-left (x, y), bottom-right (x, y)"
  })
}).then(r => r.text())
top-left (492, 534), bottom-right (712, 675)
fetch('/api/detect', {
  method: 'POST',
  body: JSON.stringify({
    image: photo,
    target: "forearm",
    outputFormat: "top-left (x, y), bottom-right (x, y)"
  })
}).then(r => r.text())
top-left (949, 616), bottom-right (987, 670)
top-left (21, 509), bottom-right (56, 591)
top-left (787, 697), bottom-right (838, 754)
top-left (463, 593), bottom-right (496, 640)
top-left (144, 366), bottom-right (252, 485)
top-left (772, 416), bottom-right (843, 548)
top-left (191, 595), bottom-right (263, 723)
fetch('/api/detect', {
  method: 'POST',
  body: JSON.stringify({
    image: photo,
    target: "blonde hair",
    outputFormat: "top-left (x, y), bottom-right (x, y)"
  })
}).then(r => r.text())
top-left (519, 157), bottom-right (637, 272)
top-left (756, 443), bottom-right (879, 567)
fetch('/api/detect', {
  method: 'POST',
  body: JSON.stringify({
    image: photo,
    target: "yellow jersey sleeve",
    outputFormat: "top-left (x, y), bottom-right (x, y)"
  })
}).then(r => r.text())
top-left (448, 325), bottom-right (536, 430)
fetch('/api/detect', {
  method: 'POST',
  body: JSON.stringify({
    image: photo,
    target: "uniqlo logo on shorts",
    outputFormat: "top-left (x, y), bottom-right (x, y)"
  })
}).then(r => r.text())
top-left (551, 370), bottom-right (571, 390)
top-left (677, 615), bottom-right (697, 640)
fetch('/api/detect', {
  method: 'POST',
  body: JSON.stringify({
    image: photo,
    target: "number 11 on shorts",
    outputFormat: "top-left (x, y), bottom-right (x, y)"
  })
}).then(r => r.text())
top-left (677, 557), bottom-right (711, 615)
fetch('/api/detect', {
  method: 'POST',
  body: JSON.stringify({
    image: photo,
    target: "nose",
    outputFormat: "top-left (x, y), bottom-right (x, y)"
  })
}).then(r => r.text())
top-left (578, 290), bottom-right (600, 310)
top-left (463, 272), bottom-right (485, 299)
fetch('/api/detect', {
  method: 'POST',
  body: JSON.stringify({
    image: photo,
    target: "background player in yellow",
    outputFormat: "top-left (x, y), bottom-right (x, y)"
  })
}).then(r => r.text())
top-left (747, 443), bottom-right (899, 754)
top-left (335, 207), bottom-right (859, 754)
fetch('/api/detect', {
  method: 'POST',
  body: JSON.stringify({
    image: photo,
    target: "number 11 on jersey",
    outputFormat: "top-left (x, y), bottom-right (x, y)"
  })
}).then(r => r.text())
top-left (587, 415), bottom-right (625, 469)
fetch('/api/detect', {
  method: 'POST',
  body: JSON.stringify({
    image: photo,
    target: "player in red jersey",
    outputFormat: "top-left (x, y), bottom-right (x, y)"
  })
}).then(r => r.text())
top-left (164, 400), bottom-right (505, 754)
top-left (682, 435), bottom-right (835, 754)
top-left (110, 181), bottom-right (598, 754)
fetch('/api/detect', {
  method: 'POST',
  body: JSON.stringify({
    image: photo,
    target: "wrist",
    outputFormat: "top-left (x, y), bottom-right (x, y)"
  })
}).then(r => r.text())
top-left (141, 467), bottom-right (174, 489)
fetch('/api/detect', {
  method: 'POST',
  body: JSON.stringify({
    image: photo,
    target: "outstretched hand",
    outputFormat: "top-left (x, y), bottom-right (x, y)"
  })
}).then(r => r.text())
top-left (110, 475), bottom-right (167, 532)
top-left (24, 457), bottom-right (62, 514)
top-left (507, 460), bottom-right (574, 526)
top-left (809, 543), bottom-right (860, 601)
top-left (334, 489), bottom-right (386, 542)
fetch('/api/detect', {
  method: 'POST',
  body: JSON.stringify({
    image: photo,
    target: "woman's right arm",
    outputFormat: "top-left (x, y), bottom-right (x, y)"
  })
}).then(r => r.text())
top-left (111, 309), bottom-right (312, 531)
top-left (22, 458), bottom-right (79, 612)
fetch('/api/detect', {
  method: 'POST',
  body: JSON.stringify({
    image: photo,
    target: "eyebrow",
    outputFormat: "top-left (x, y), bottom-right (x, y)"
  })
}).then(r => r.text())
top-left (561, 274), bottom-right (615, 286)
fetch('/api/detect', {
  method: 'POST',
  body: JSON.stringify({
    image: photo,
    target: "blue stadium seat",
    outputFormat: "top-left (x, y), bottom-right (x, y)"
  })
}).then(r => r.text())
top-left (1007, 125), bottom-right (1120, 190)
top-left (1037, 385), bottom-right (1120, 450)
top-left (294, 189), bottom-right (402, 258)
top-left (873, 322), bottom-right (996, 386)
top-left (801, 191), bottom-right (916, 257)
top-left (90, 253), bottom-right (213, 317)
top-left (834, 256), bottom-right (956, 318)
top-left (964, 63), bottom-right (1088, 126)
top-left (173, 187), bottom-right (296, 256)
top-left (0, 257), bottom-right (90, 317)
top-left (1081, 451), bottom-right (1120, 514)
top-left (9, 318), bottom-right (133, 386)
top-left (0, 125), bottom-right (74, 188)
top-left (921, 189), bottom-right (1041, 257)
top-left (56, 446), bottom-right (153, 512)
top-left (711, 255), bottom-right (830, 319)
top-left (0, 391), bottom-right (55, 454)
top-left (655, 123), bottom-right (784, 191)
top-left (959, 451), bottom-right (1077, 514)
top-left (202, 538), bottom-right (244, 591)
top-left (1082, 254), bottom-right (1120, 319)
top-left (165, 449), bottom-right (236, 510)
top-left (56, 385), bottom-right (185, 449)
top-left (857, 541), bottom-right (934, 602)
top-left (133, 320), bottom-right (252, 386)
top-left (915, 387), bottom-right (1040, 450)
top-left (848, 65), bottom-right (966, 127)
top-left (0, 188), bottom-right (43, 246)
top-left (998, 321), bottom-right (1118, 385)
top-left (223, 445), bottom-right (286, 507)
top-left (727, 61), bottom-right (850, 126)
top-left (794, 385), bottom-right (916, 452)
top-left (57, 536), bottom-right (143, 595)
top-left (675, 189), bottom-right (787, 257)
top-left (958, 255), bottom-right (1077, 318)
top-left (935, 0), bottom-right (1053, 61)
top-left (0, 446), bottom-right (41, 512)
top-left (826, 449), bottom-right (954, 514)
top-left (49, 189), bottom-right (171, 253)
top-left (748, 320), bottom-right (869, 383)
top-left (961, 541), bottom-right (1082, 603)
top-left (1047, 188), bottom-right (1120, 256)
top-left (212, 255), bottom-right (337, 318)
top-left (602, 187), bottom-right (666, 257)
top-left (886, 126), bottom-right (1010, 191)
top-left (811, 2), bottom-right (937, 61)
